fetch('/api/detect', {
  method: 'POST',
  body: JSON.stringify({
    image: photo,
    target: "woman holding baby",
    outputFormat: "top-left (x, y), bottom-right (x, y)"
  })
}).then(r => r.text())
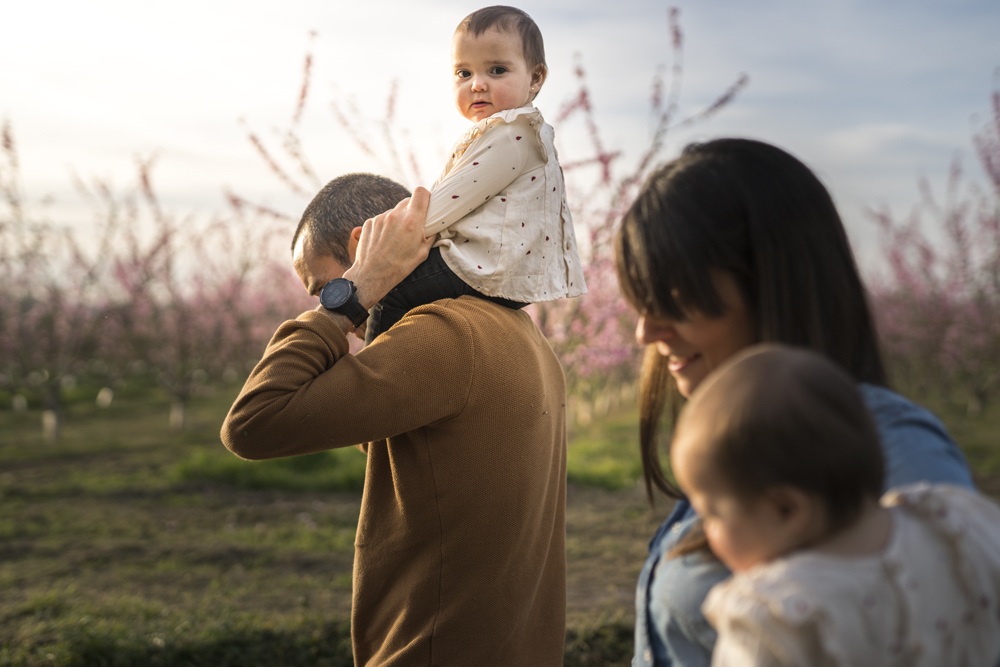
top-left (613, 138), bottom-right (1000, 666)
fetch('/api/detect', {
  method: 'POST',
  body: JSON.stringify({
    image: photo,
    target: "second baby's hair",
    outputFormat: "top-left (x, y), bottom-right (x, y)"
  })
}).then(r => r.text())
top-left (456, 6), bottom-right (547, 75)
top-left (678, 344), bottom-right (885, 535)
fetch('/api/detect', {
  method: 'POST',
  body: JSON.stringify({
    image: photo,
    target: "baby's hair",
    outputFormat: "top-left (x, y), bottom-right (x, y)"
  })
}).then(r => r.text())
top-left (670, 345), bottom-right (885, 558)
top-left (456, 6), bottom-right (547, 75)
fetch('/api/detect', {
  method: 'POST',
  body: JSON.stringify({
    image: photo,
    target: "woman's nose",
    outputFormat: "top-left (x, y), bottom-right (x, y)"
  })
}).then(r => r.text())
top-left (636, 315), bottom-right (673, 346)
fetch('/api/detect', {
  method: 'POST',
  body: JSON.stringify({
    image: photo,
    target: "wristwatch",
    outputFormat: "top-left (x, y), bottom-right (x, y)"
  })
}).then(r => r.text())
top-left (319, 278), bottom-right (369, 328)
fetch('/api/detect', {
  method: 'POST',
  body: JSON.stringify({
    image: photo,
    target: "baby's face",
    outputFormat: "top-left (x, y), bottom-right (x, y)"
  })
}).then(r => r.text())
top-left (451, 27), bottom-right (541, 123)
top-left (672, 433), bottom-right (800, 573)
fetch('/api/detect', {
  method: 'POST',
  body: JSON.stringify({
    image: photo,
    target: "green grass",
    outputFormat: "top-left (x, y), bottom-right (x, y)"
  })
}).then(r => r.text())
top-left (3, 599), bottom-right (355, 667)
top-left (0, 386), bottom-right (643, 666)
top-left (1, 383), bottom-right (996, 666)
top-left (567, 407), bottom-right (642, 491)
top-left (175, 448), bottom-right (367, 494)
top-left (0, 387), bottom-right (364, 666)
top-left (939, 402), bottom-right (1000, 476)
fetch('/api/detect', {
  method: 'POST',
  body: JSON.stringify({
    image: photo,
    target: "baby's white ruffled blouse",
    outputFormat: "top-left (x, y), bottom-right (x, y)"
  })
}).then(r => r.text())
top-left (703, 484), bottom-right (1000, 667)
top-left (424, 106), bottom-right (587, 303)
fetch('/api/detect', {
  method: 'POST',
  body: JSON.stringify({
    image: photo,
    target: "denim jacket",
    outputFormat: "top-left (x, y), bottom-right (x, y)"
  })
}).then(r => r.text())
top-left (633, 384), bottom-right (975, 667)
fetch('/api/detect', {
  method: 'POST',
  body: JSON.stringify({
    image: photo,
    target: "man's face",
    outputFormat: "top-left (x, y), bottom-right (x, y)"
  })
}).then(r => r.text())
top-left (293, 230), bottom-right (351, 298)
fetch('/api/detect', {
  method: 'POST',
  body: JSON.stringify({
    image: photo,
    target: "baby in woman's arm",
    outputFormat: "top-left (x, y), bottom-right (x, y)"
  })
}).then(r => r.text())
top-left (667, 344), bottom-right (1000, 666)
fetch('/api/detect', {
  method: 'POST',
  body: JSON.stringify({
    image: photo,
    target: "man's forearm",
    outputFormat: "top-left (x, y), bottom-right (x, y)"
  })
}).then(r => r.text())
top-left (309, 188), bottom-right (435, 334)
top-left (313, 264), bottom-right (398, 334)
top-left (221, 302), bottom-right (475, 462)
top-left (221, 311), bottom-right (353, 460)
top-left (221, 187), bottom-right (437, 457)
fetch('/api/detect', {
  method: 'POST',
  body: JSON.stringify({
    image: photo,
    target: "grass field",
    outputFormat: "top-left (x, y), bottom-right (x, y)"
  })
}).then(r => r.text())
top-left (1, 383), bottom-right (997, 666)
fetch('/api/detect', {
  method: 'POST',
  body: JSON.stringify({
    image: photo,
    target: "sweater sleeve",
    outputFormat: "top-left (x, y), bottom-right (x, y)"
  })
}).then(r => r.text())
top-left (220, 306), bottom-right (476, 460)
top-left (423, 116), bottom-right (543, 235)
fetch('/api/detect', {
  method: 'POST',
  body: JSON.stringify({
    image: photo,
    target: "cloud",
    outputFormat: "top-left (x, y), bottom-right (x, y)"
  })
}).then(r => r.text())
top-left (820, 123), bottom-right (955, 163)
top-left (2, 0), bottom-right (998, 269)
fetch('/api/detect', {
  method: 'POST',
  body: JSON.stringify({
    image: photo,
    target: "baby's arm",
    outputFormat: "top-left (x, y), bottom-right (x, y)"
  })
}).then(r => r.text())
top-left (711, 621), bottom-right (788, 667)
top-left (423, 118), bottom-right (544, 236)
top-left (706, 583), bottom-right (829, 667)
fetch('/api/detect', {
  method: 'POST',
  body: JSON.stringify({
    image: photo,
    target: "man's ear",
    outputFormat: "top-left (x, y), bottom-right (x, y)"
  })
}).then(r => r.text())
top-left (347, 226), bottom-right (363, 264)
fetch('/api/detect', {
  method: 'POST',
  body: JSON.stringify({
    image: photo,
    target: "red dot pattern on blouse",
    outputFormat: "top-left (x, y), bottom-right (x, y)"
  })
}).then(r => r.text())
top-left (433, 114), bottom-right (585, 300)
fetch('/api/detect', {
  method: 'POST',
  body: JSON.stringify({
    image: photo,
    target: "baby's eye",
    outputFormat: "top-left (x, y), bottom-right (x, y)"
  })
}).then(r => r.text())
top-left (456, 69), bottom-right (471, 79)
top-left (489, 66), bottom-right (508, 75)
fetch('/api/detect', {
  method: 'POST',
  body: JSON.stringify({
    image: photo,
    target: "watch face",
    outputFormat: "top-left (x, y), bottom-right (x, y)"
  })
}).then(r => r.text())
top-left (320, 279), bottom-right (353, 309)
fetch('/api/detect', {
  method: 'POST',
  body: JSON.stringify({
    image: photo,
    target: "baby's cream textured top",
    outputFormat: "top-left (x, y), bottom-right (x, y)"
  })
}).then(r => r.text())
top-left (703, 484), bottom-right (1000, 667)
top-left (424, 106), bottom-right (587, 303)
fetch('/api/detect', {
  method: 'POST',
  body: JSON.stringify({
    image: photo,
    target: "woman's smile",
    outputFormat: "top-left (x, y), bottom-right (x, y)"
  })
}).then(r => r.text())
top-left (667, 352), bottom-right (702, 373)
top-left (635, 271), bottom-right (756, 398)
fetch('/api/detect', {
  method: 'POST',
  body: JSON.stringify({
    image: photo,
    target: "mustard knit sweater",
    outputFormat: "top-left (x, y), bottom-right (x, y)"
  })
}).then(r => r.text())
top-left (221, 296), bottom-right (568, 666)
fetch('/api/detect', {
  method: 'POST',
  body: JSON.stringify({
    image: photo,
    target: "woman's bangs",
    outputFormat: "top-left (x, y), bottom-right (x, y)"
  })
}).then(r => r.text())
top-left (617, 201), bottom-right (727, 321)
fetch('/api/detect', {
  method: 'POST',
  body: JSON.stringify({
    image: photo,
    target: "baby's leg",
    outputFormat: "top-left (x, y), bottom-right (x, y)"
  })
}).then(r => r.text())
top-left (366, 247), bottom-right (531, 345)
top-left (365, 247), bottom-right (467, 345)
top-left (473, 291), bottom-right (529, 311)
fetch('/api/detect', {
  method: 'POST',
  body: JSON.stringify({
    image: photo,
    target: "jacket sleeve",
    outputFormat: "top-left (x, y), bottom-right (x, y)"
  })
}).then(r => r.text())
top-left (860, 385), bottom-right (975, 491)
top-left (423, 116), bottom-right (543, 235)
top-left (220, 306), bottom-right (476, 460)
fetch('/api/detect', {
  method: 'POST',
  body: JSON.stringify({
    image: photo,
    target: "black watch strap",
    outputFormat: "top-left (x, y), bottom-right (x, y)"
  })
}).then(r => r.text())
top-left (337, 296), bottom-right (370, 328)
top-left (319, 278), bottom-right (369, 328)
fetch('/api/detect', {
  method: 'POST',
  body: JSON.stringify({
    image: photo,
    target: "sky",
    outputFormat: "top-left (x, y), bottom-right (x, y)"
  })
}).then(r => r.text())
top-left (2, 0), bottom-right (999, 271)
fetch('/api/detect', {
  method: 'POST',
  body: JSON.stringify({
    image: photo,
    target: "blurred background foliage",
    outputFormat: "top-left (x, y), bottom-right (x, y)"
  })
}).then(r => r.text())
top-left (2, 8), bottom-right (999, 664)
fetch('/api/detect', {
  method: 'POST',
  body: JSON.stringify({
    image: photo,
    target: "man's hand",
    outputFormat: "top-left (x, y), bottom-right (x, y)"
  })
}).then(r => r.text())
top-left (343, 187), bottom-right (435, 310)
top-left (352, 320), bottom-right (368, 341)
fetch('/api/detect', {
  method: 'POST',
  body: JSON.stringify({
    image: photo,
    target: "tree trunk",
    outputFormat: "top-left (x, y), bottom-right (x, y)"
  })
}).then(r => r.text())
top-left (967, 387), bottom-right (987, 417)
top-left (42, 383), bottom-right (61, 442)
top-left (42, 410), bottom-right (60, 442)
top-left (169, 399), bottom-right (186, 429)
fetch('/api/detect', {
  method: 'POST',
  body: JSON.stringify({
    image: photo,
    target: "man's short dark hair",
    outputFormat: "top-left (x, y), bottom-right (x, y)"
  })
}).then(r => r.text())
top-left (456, 6), bottom-right (546, 74)
top-left (292, 173), bottom-right (411, 265)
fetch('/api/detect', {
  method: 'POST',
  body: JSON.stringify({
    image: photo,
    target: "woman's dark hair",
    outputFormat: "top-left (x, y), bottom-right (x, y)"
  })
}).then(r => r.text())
top-left (614, 138), bottom-right (887, 502)
top-left (669, 345), bottom-right (885, 557)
